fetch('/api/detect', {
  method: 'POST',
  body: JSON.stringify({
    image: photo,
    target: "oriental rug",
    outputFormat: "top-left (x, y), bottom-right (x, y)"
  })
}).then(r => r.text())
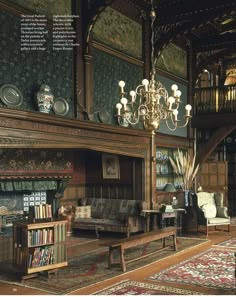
top-left (147, 247), bottom-right (236, 292)
top-left (214, 237), bottom-right (236, 248)
top-left (93, 279), bottom-right (204, 295)
top-left (0, 237), bottom-right (207, 295)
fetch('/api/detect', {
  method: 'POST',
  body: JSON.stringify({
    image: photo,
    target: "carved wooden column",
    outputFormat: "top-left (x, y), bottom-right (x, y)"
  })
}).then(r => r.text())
top-left (151, 131), bottom-right (156, 210)
top-left (187, 39), bottom-right (194, 141)
top-left (84, 54), bottom-right (94, 117)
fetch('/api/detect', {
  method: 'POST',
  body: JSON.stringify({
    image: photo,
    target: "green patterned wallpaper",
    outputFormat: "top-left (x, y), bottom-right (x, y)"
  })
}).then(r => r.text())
top-left (0, 9), bottom-right (73, 116)
top-left (92, 7), bottom-right (142, 60)
top-left (156, 43), bottom-right (187, 80)
top-left (93, 48), bottom-right (143, 126)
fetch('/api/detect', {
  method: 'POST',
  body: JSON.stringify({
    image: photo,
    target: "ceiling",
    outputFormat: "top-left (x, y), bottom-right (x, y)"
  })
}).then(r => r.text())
top-left (151, 0), bottom-right (236, 78)
top-left (88, 0), bottom-right (236, 79)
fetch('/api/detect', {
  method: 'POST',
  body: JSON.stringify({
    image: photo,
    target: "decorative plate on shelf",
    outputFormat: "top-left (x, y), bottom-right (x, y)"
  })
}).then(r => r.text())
top-left (0, 84), bottom-right (23, 107)
top-left (52, 97), bottom-right (69, 116)
top-left (98, 110), bottom-right (111, 123)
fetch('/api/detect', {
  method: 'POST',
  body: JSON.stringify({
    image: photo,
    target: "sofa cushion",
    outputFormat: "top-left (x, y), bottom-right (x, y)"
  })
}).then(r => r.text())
top-left (197, 192), bottom-right (215, 208)
top-left (101, 199), bottom-right (113, 219)
top-left (108, 199), bottom-right (122, 220)
top-left (90, 198), bottom-right (106, 219)
top-left (119, 200), bottom-right (140, 216)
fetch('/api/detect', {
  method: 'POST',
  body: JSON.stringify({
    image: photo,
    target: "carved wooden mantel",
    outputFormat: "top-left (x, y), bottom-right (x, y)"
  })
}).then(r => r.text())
top-left (0, 107), bottom-right (154, 205)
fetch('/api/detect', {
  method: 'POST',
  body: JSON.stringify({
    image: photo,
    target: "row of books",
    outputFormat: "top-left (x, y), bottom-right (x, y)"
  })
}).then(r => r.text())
top-left (29, 246), bottom-right (54, 268)
top-left (28, 204), bottom-right (52, 220)
top-left (28, 228), bottom-right (54, 246)
top-left (54, 223), bottom-right (66, 243)
top-left (14, 244), bottom-right (67, 268)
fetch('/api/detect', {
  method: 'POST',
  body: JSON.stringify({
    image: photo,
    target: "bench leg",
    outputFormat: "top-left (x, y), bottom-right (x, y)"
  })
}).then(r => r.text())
top-left (120, 247), bottom-right (126, 272)
top-left (108, 247), bottom-right (113, 268)
top-left (173, 234), bottom-right (177, 251)
top-left (162, 237), bottom-right (166, 248)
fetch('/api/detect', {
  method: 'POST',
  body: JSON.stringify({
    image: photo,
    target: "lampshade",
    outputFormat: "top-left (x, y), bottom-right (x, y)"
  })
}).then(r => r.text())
top-left (163, 183), bottom-right (176, 192)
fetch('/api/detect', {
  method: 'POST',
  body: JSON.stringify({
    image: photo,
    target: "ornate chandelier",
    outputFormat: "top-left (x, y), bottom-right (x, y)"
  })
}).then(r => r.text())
top-left (115, 0), bottom-right (192, 132)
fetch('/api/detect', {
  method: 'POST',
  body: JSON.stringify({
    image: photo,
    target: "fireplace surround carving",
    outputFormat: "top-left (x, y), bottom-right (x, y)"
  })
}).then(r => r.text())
top-left (0, 107), bottom-right (153, 211)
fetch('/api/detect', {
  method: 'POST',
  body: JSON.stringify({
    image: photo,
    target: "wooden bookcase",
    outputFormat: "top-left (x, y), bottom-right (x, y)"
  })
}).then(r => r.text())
top-left (13, 220), bottom-right (68, 279)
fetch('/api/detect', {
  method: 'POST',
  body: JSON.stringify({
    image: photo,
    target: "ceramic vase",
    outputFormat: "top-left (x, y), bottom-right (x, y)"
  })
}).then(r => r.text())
top-left (184, 190), bottom-right (190, 207)
top-left (36, 84), bottom-right (54, 113)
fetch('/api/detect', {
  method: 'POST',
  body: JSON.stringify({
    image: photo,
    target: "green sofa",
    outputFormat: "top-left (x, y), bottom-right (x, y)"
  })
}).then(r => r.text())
top-left (73, 198), bottom-right (145, 238)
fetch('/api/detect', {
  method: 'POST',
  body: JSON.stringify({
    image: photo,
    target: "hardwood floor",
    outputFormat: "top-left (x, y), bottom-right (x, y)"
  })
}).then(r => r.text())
top-left (0, 226), bottom-right (235, 295)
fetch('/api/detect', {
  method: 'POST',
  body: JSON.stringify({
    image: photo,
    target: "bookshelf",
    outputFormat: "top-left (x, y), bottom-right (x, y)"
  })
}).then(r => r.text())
top-left (13, 220), bottom-right (68, 279)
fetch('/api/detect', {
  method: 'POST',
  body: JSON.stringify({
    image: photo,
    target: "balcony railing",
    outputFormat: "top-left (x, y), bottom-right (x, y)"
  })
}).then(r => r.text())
top-left (194, 84), bottom-right (236, 114)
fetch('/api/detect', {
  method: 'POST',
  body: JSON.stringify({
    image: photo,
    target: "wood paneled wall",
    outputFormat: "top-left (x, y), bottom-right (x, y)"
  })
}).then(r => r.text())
top-left (62, 149), bottom-right (143, 204)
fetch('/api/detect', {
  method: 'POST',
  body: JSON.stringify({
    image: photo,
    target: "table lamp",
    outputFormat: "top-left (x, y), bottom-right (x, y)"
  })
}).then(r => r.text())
top-left (163, 183), bottom-right (177, 205)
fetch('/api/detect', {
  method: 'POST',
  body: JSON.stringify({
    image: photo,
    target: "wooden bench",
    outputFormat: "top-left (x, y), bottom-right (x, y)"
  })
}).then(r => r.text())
top-left (102, 226), bottom-right (177, 272)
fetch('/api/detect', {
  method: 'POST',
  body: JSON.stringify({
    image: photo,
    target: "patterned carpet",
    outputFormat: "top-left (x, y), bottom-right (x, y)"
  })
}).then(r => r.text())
top-left (215, 237), bottom-right (236, 248)
top-left (93, 279), bottom-right (204, 295)
top-left (147, 247), bottom-right (236, 292)
top-left (0, 237), bottom-right (207, 294)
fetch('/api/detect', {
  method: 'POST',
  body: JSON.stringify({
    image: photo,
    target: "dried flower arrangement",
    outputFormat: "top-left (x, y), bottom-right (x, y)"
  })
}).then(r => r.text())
top-left (169, 149), bottom-right (199, 191)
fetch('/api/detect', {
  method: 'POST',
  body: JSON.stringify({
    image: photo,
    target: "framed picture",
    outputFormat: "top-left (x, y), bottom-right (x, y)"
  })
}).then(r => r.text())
top-left (102, 154), bottom-right (120, 179)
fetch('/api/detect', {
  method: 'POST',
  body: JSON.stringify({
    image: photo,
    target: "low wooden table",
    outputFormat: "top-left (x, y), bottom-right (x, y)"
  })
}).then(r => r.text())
top-left (101, 226), bottom-right (177, 272)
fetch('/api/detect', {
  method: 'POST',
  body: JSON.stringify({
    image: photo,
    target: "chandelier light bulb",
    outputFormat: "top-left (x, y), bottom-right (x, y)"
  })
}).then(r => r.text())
top-left (120, 97), bottom-right (128, 110)
top-left (116, 103), bottom-right (122, 115)
top-left (185, 104), bottom-right (192, 116)
top-left (171, 84), bottom-right (178, 96)
top-left (167, 96), bottom-right (175, 110)
top-left (142, 79), bottom-right (149, 91)
top-left (171, 84), bottom-right (178, 91)
top-left (129, 90), bottom-right (136, 102)
top-left (176, 90), bottom-right (181, 97)
top-left (118, 80), bottom-right (125, 93)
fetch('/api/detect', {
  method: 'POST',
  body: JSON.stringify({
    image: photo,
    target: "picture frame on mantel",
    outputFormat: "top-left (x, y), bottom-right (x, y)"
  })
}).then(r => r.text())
top-left (102, 154), bottom-right (120, 179)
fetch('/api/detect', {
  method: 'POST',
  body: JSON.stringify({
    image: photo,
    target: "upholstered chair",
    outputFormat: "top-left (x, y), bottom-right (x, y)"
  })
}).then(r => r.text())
top-left (191, 191), bottom-right (230, 238)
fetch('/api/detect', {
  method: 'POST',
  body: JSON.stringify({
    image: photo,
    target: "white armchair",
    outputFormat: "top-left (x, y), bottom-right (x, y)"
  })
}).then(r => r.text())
top-left (192, 191), bottom-right (230, 238)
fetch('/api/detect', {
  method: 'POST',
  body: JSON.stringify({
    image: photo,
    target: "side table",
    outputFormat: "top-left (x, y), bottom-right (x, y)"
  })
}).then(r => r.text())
top-left (158, 209), bottom-right (187, 236)
top-left (141, 209), bottom-right (160, 232)
top-left (141, 208), bottom-right (186, 236)
top-left (158, 211), bottom-right (177, 229)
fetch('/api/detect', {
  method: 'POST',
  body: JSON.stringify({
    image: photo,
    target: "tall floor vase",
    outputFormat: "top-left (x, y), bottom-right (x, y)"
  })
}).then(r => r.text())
top-left (184, 190), bottom-right (190, 207)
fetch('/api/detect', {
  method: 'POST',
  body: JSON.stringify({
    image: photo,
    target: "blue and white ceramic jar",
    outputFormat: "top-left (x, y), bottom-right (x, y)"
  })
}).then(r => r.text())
top-left (36, 84), bottom-right (54, 113)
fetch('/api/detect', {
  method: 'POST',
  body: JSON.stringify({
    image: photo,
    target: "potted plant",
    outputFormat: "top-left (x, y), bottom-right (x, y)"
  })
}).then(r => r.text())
top-left (169, 149), bottom-right (199, 206)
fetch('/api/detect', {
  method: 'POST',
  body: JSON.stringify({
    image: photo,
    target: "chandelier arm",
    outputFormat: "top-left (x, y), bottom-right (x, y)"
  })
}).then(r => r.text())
top-left (165, 119), bottom-right (177, 131)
